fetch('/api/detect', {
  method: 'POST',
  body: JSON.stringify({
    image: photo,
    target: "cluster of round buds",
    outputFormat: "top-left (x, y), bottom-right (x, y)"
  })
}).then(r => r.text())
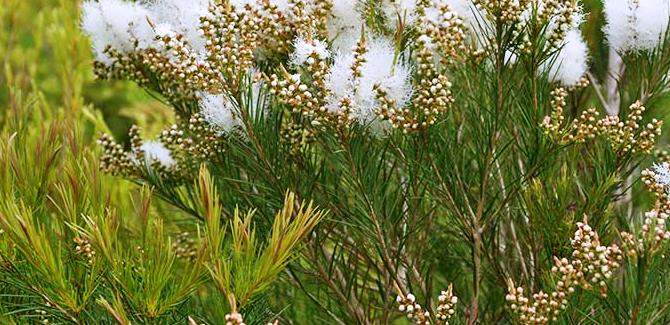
top-left (350, 36), bottom-right (367, 81)
top-left (542, 0), bottom-right (580, 49)
top-left (302, 41), bottom-right (330, 91)
top-left (436, 284), bottom-right (458, 324)
top-left (544, 99), bottom-right (661, 154)
top-left (94, 47), bottom-right (149, 85)
top-left (602, 101), bottom-right (662, 154)
top-left (506, 285), bottom-right (555, 324)
top-left (473, 0), bottom-right (530, 25)
top-left (412, 76), bottom-right (454, 131)
top-left (332, 97), bottom-right (355, 129)
top-left (225, 311), bottom-right (245, 325)
top-left (642, 210), bottom-right (670, 248)
top-left (304, 0), bottom-right (332, 38)
top-left (128, 125), bottom-right (143, 154)
top-left (396, 293), bottom-right (430, 324)
top-left (590, 102), bottom-right (644, 152)
top-left (540, 87), bottom-right (568, 138)
top-left (255, 1), bottom-right (298, 55)
top-left (288, 0), bottom-right (320, 37)
top-left (201, 3), bottom-right (260, 91)
top-left (419, 2), bottom-right (467, 62)
top-left (507, 222), bottom-right (622, 324)
top-left (269, 71), bottom-right (331, 126)
top-left (568, 76), bottom-right (590, 90)
top-left (506, 257), bottom-right (581, 325)
top-left (33, 308), bottom-right (50, 324)
top-left (153, 30), bottom-right (225, 93)
top-left (97, 134), bottom-right (137, 176)
top-left (570, 222), bottom-right (623, 296)
top-left (376, 25), bottom-right (454, 133)
top-left (96, 46), bottom-right (203, 114)
top-left (374, 86), bottom-right (404, 129)
top-left (565, 107), bottom-right (600, 143)
top-left (619, 231), bottom-right (639, 257)
top-left (630, 163), bottom-right (670, 254)
top-left (74, 236), bottom-right (95, 264)
top-left (173, 232), bottom-right (198, 261)
top-left (160, 116), bottom-right (226, 161)
top-left (280, 117), bottom-right (316, 157)
top-left (184, 114), bottom-right (228, 156)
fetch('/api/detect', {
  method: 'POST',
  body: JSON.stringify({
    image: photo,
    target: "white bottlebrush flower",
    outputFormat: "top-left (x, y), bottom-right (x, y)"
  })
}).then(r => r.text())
top-left (328, 0), bottom-right (364, 51)
top-left (199, 93), bottom-right (240, 133)
top-left (542, 28), bottom-right (589, 86)
top-left (81, 0), bottom-right (154, 63)
top-left (652, 162), bottom-right (670, 188)
top-left (146, 0), bottom-right (210, 52)
top-left (290, 37), bottom-right (331, 66)
top-left (326, 36), bottom-right (412, 123)
top-left (199, 73), bottom-right (267, 134)
top-left (602, 0), bottom-right (633, 52)
top-left (140, 141), bottom-right (176, 167)
top-left (634, 0), bottom-right (670, 51)
top-left (603, 0), bottom-right (670, 52)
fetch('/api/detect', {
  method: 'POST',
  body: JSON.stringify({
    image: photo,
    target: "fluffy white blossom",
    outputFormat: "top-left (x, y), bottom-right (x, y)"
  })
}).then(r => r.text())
top-left (652, 162), bottom-right (670, 188)
top-left (199, 93), bottom-right (240, 133)
top-left (326, 37), bottom-right (412, 123)
top-left (146, 0), bottom-right (210, 52)
top-left (199, 78), bottom-right (267, 134)
top-left (81, 0), bottom-right (154, 63)
top-left (290, 37), bottom-right (331, 66)
top-left (542, 29), bottom-right (589, 86)
top-left (604, 0), bottom-right (670, 52)
top-left (140, 141), bottom-right (176, 167)
top-left (328, 0), bottom-right (364, 51)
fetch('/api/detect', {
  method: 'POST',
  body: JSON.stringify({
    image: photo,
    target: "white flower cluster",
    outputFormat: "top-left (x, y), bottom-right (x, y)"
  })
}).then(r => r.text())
top-left (542, 28), bottom-right (589, 86)
top-left (81, 0), bottom-right (217, 62)
top-left (81, 0), bottom-right (298, 62)
top-left (433, 0), bottom-right (589, 86)
top-left (325, 37), bottom-right (412, 124)
top-left (81, 0), bottom-right (154, 64)
top-left (603, 0), bottom-right (670, 52)
top-left (651, 162), bottom-right (670, 189)
top-left (537, 1), bottom-right (588, 86)
top-left (199, 73), bottom-right (267, 133)
top-left (291, 37), bottom-right (331, 66)
top-left (199, 93), bottom-right (240, 133)
top-left (328, 0), bottom-right (364, 51)
top-left (140, 140), bottom-right (176, 168)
